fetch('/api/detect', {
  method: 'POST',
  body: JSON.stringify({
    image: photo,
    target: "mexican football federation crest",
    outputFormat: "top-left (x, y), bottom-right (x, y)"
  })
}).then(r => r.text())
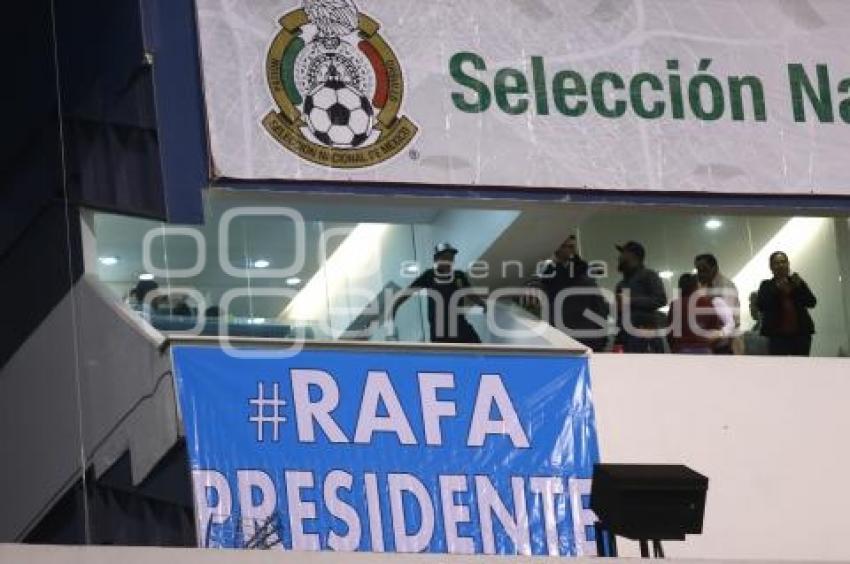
top-left (262, 0), bottom-right (418, 169)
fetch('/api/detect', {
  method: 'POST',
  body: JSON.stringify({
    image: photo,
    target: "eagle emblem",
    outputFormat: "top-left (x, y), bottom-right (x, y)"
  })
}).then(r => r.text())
top-left (262, 0), bottom-right (418, 168)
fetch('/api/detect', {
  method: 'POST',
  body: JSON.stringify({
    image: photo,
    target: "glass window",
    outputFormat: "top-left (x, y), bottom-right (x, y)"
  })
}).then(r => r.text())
top-left (90, 190), bottom-right (850, 357)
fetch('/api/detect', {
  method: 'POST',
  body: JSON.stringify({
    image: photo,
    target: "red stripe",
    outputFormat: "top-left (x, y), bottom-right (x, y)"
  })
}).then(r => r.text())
top-left (359, 40), bottom-right (389, 109)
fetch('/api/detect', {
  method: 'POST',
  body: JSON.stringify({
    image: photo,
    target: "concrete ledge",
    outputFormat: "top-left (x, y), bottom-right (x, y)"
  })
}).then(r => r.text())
top-left (0, 544), bottom-right (810, 564)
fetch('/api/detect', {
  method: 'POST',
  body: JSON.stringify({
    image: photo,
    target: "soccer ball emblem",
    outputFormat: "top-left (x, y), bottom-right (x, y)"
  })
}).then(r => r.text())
top-left (303, 79), bottom-right (374, 148)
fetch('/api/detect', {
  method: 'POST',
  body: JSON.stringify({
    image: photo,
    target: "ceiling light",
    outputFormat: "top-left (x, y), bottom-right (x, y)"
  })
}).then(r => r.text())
top-left (253, 259), bottom-right (271, 269)
top-left (138, 273), bottom-right (155, 281)
top-left (98, 256), bottom-right (119, 266)
top-left (404, 263), bottom-right (421, 275)
top-left (286, 277), bottom-right (302, 286)
top-left (659, 270), bottom-right (675, 280)
top-left (705, 219), bottom-right (723, 230)
top-left (249, 317), bottom-right (266, 325)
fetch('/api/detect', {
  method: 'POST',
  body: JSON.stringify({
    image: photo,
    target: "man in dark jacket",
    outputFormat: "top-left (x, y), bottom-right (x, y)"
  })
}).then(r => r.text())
top-left (392, 243), bottom-right (485, 343)
top-left (614, 241), bottom-right (668, 353)
top-left (528, 236), bottom-right (610, 351)
top-left (757, 251), bottom-right (817, 356)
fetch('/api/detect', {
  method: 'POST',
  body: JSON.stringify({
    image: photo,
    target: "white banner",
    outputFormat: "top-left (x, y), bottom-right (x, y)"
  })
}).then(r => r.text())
top-left (196, 0), bottom-right (850, 195)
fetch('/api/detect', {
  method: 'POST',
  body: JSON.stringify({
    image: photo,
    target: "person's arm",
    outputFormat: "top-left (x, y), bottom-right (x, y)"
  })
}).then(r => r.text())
top-left (791, 275), bottom-right (817, 308)
top-left (721, 280), bottom-right (741, 328)
top-left (613, 282), bottom-right (626, 344)
top-left (756, 280), bottom-right (774, 313)
top-left (527, 260), bottom-right (556, 288)
top-left (712, 296), bottom-right (736, 337)
top-left (522, 261), bottom-right (553, 310)
top-left (594, 287), bottom-right (611, 320)
top-left (666, 302), bottom-right (679, 351)
top-left (459, 272), bottom-right (487, 309)
top-left (392, 271), bottom-right (428, 318)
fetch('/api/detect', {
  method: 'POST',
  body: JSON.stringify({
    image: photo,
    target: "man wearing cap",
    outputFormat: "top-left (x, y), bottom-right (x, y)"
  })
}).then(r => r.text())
top-left (614, 241), bottom-right (668, 353)
top-left (392, 243), bottom-right (486, 343)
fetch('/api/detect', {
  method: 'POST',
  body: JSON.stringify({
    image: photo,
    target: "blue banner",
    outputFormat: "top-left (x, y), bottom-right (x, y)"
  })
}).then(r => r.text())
top-left (173, 346), bottom-right (600, 555)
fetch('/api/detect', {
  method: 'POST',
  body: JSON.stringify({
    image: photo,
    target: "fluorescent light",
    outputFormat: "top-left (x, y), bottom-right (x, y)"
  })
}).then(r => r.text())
top-left (138, 273), bottom-right (155, 281)
top-left (404, 263), bottom-right (421, 275)
top-left (286, 277), bottom-right (302, 286)
top-left (249, 317), bottom-right (266, 325)
top-left (98, 256), bottom-right (119, 266)
top-left (283, 224), bottom-right (391, 328)
top-left (705, 219), bottom-right (723, 230)
top-left (659, 270), bottom-right (675, 280)
top-left (253, 259), bottom-right (271, 269)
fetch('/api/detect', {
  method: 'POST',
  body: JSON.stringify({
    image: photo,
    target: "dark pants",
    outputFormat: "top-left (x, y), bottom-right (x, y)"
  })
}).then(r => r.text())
top-left (578, 337), bottom-right (609, 353)
top-left (430, 317), bottom-right (481, 344)
top-left (620, 332), bottom-right (665, 354)
top-left (768, 335), bottom-right (812, 356)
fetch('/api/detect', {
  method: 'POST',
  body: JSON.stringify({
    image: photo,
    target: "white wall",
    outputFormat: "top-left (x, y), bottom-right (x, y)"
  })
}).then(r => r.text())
top-left (591, 353), bottom-right (850, 561)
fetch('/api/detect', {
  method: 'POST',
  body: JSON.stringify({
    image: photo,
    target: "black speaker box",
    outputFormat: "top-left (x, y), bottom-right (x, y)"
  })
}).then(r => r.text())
top-left (590, 464), bottom-right (708, 540)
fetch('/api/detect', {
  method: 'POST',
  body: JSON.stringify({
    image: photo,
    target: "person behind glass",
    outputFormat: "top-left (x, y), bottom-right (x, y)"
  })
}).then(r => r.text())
top-left (130, 279), bottom-right (158, 308)
top-left (526, 235), bottom-right (609, 351)
top-left (614, 241), bottom-right (667, 353)
top-left (694, 253), bottom-right (740, 353)
top-left (392, 243), bottom-right (485, 344)
top-left (756, 251), bottom-right (817, 356)
top-left (129, 279), bottom-right (169, 317)
top-left (740, 292), bottom-right (769, 355)
top-left (667, 273), bottom-right (721, 354)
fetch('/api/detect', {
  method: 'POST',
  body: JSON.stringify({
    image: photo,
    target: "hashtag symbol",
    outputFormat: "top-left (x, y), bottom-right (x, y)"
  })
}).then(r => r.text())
top-left (249, 382), bottom-right (287, 442)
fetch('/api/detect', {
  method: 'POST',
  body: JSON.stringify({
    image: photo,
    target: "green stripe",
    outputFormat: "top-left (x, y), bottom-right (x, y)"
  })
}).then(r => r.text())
top-left (281, 37), bottom-right (305, 106)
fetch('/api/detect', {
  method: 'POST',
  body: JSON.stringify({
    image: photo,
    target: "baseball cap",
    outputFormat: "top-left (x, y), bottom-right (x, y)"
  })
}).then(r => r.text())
top-left (615, 241), bottom-right (646, 260)
top-left (433, 242), bottom-right (458, 258)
